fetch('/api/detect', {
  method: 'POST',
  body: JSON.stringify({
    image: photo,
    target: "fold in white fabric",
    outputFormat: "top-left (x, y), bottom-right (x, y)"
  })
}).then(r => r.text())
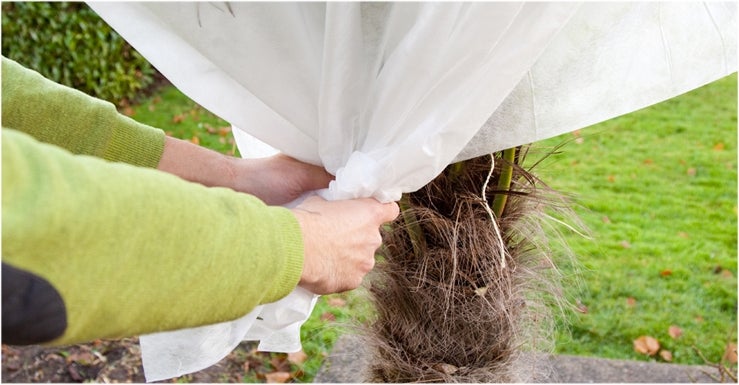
top-left (88, 2), bottom-right (736, 382)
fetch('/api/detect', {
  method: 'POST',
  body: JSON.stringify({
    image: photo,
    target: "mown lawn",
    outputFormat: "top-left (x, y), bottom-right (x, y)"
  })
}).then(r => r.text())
top-left (128, 73), bottom-right (737, 379)
top-left (533, 73), bottom-right (737, 367)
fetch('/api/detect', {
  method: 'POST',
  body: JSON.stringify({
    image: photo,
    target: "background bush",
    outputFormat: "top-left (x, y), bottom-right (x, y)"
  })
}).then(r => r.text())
top-left (1, 2), bottom-right (156, 106)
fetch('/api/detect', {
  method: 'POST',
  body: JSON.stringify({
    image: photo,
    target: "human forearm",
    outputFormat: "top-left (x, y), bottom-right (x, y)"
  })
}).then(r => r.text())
top-left (158, 135), bottom-right (333, 205)
top-left (1, 56), bottom-right (165, 167)
top-left (2, 128), bottom-right (303, 345)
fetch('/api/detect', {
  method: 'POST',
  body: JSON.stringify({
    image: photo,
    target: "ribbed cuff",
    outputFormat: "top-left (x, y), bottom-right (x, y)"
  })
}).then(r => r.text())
top-left (103, 116), bottom-right (165, 168)
top-left (268, 207), bottom-right (305, 299)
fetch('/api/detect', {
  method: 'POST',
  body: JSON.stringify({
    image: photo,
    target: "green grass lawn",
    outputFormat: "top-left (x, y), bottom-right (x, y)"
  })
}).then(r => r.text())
top-left (128, 73), bottom-right (736, 379)
top-left (534, 74), bottom-right (737, 366)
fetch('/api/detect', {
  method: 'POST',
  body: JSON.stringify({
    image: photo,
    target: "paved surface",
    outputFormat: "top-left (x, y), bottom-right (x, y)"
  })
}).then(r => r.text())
top-left (314, 335), bottom-right (730, 383)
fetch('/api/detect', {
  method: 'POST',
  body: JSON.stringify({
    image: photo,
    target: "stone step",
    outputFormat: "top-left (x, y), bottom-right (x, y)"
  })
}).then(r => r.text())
top-left (314, 335), bottom-right (730, 383)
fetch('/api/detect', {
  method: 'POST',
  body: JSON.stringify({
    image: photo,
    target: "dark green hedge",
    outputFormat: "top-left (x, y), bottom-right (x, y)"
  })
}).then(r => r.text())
top-left (1, 2), bottom-right (156, 106)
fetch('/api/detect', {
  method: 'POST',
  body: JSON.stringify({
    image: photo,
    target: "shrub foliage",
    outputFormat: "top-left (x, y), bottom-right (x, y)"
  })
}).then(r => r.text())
top-left (1, 2), bottom-right (156, 105)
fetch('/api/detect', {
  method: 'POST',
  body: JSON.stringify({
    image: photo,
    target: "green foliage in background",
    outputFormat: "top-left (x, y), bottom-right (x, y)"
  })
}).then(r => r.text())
top-left (1, 2), bottom-right (155, 106)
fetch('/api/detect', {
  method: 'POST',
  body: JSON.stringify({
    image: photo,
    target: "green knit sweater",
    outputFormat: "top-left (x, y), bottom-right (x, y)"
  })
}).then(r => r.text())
top-left (2, 57), bottom-right (304, 345)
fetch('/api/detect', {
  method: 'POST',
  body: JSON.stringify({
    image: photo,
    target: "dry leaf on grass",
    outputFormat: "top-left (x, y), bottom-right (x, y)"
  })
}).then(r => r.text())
top-left (320, 312), bottom-right (336, 322)
top-left (287, 350), bottom-right (308, 365)
top-left (668, 325), bottom-right (683, 339)
top-left (633, 336), bottom-right (660, 356)
top-left (659, 350), bottom-right (673, 362)
top-left (264, 371), bottom-right (291, 383)
top-left (270, 356), bottom-right (291, 373)
top-left (724, 343), bottom-right (738, 364)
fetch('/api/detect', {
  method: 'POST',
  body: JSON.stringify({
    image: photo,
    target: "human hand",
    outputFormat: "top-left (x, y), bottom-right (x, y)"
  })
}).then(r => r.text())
top-left (158, 136), bottom-right (332, 205)
top-left (291, 196), bottom-right (400, 294)
top-left (228, 154), bottom-right (333, 205)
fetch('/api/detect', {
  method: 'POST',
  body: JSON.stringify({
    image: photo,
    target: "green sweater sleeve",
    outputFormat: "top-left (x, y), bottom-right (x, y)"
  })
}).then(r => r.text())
top-left (2, 128), bottom-right (304, 345)
top-left (1, 56), bottom-right (164, 167)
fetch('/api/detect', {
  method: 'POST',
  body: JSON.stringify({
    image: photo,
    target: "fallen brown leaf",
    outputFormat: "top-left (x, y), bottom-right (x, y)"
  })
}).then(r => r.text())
top-left (660, 269), bottom-right (672, 277)
top-left (287, 350), bottom-right (308, 365)
top-left (633, 336), bottom-right (660, 356)
top-left (668, 325), bottom-right (683, 339)
top-left (264, 371), bottom-right (291, 383)
top-left (660, 350), bottom-right (673, 362)
top-left (320, 312), bottom-right (336, 322)
top-left (724, 343), bottom-right (738, 364)
top-left (626, 297), bottom-right (637, 307)
top-left (270, 355), bottom-right (291, 373)
top-left (66, 351), bottom-right (95, 365)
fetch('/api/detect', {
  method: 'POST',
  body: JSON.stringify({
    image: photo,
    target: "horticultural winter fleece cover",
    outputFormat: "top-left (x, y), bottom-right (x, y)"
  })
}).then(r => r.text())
top-left (88, 2), bottom-right (736, 381)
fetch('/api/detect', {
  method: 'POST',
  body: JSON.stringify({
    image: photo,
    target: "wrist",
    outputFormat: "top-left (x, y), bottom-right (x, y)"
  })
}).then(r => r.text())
top-left (158, 135), bottom-right (237, 189)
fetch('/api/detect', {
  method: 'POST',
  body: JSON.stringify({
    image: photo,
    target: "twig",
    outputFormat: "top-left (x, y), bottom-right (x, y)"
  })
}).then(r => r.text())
top-left (691, 345), bottom-right (737, 383)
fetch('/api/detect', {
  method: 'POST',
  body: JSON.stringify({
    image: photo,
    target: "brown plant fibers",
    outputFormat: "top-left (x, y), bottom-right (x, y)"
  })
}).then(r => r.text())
top-left (365, 148), bottom-right (576, 383)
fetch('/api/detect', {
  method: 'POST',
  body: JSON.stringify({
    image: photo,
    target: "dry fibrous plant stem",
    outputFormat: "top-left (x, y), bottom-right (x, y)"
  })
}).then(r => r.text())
top-left (367, 146), bottom-right (571, 383)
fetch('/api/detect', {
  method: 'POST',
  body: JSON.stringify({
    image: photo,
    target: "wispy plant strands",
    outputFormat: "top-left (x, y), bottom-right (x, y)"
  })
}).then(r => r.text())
top-left (365, 148), bottom-right (581, 382)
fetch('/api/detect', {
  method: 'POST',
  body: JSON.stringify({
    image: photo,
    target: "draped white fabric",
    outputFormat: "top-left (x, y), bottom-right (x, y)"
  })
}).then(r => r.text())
top-left (89, 2), bottom-right (736, 381)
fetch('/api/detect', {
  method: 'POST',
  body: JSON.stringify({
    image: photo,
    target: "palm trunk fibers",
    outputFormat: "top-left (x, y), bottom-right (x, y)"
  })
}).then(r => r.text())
top-left (366, 147), bottom-right (573, 382)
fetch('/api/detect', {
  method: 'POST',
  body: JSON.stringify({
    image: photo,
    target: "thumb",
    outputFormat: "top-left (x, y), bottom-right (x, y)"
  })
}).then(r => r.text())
top-left (379, 201), bottom-right (400, 223)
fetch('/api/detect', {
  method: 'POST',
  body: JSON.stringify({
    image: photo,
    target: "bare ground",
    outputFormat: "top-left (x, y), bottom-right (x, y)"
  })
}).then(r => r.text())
top-left (2, 339), bottom-right (292, 383)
